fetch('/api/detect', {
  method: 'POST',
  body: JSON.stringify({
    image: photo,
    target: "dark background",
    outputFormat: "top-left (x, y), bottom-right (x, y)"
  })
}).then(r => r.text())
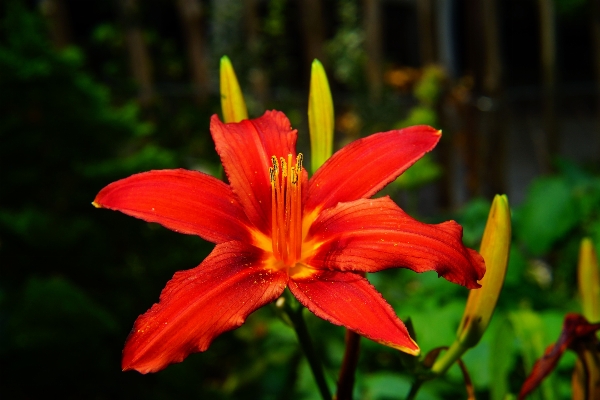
top-left (1, 0), bottom-right (599, 399)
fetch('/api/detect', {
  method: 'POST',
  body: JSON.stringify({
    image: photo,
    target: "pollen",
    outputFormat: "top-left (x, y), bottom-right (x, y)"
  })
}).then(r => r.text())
top-left (269, 153), bottom-right (303, 266)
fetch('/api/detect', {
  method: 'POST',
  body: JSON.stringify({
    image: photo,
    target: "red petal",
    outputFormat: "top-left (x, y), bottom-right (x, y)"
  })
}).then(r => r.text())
top-left (94, 169), bottom-right (251, 244)
top-left (210, 111), bottom-right (299, 234)
top-left (305, 126), bottom-right (440, 213)
top-left (288, 270), bottom-right (419, 355)
top-left (122, 241), bottom-right (288, 373)
top-left (306, 197), bottom-right (485, 289)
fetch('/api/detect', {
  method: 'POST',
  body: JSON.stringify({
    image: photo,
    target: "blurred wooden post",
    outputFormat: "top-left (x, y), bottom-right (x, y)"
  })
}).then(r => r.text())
top-left (591, 0), bottom-right (600, 158)
top-left (461, 0), bottom-right (483, 200)
top-left (363, 0), bottom-right (383, 101)
top-left (39, 0), bottom-right (71, 49)
top-left (176, 0), bottom-right (210, 105)
top-left (417, 0), bottom-right (435, 65)
top-left (298, 0), bottom-right (326, 69)
top-left (538, 0), bottom-right (558, 173)
top-left (120, 0), bottom-right (155, 106)
top-left (436, 0), bottom-right (458, 78)
top-left (481, 0), bottom-right (506, 196)
top-left (243, 0), bottom-right (269, 109)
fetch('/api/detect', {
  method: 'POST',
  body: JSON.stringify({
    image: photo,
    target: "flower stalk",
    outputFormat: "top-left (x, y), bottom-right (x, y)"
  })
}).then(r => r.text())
top-left (280, 291), bottom-right (332, 400)
top-left (336, 330), bottom-right (361, 400)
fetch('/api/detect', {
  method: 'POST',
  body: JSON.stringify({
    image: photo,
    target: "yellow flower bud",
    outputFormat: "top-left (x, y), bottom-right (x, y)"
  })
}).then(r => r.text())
top-left (578, 238), bottom-right (600, 322)
top-left (457, 194), bottom-right (511, 347)
top-left (220, 56), bottom-right (248, 123)
top-left (308, 59), bottom-right (334, 173)
top-left (432, 195), bottom-right (511, 375)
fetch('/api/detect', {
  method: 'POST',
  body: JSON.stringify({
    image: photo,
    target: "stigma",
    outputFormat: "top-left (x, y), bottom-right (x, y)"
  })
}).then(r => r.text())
top-left (269, 153), bottom-right (303, 266)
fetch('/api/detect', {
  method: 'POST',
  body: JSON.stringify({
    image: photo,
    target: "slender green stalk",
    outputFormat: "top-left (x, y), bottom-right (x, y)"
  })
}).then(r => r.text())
top-left (282, 293), bottom-right (331, 400)
top-left (405, 379), bottom-right (423, 400)
top-left (336, 330), bottom-right (361, 400)
top-left (430, 340), bottom-right (466, 376)
top-left (405, 343), bottom-right (462, 400)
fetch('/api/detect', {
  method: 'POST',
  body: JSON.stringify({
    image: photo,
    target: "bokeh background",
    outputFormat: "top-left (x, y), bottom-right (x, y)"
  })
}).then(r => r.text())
top-left (2, 0), bottom-right (600, 399)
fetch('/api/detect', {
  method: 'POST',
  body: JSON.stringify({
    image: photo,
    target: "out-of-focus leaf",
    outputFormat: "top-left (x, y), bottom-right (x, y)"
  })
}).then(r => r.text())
top-left (362, 372), bottom-right (439, 400)
top-left (395, 106), bottom-right (437, 129)
top-left (362, 372), bottom-right (410, 400)
top-left (510, 309), bottom-right (558, 400)
top-left (393, 153), bottom-right (441, 190)
top-left (77, 144), bottom-right (177, 178)
top-left (490, 316), bottom-right (517, 400)
top-left (515, 177), bottom-right (579, 256)
top-left (6, 276), bottom-right (119, 385)
top-left (9, 277), bottom-right (118, 348)
top-left (506, 247), bottom-right (528, 286)
top-left (414, 66), bottom-right (445, 105)
top-left (456, 198), bottom-right (492, 248)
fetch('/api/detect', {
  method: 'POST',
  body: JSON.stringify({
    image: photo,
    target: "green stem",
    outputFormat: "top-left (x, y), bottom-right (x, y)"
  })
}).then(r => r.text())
top-left (336, 330), bottom-right (361, 400)
top-left (405, 341), bottom-right (468, 400)
top-left (430, 340), bottom-right (467, 376)
top-left (283, 294), bottom-right (331, 400)
top-left (405, 379), bottom-right (423, 400)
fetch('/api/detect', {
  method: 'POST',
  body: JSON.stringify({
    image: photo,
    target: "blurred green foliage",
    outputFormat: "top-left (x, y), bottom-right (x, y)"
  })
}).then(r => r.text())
top-left (326, 0), bottom-right (365, 89)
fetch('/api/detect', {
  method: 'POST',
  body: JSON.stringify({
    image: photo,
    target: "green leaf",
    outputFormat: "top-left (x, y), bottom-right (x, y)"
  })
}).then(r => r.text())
top-left (393, 154), bottom-right (441, 190)
top-left (515, 177), bottom-right (579, 256)
top-left (509, 309), bottom-right (558, 400)
top-left (489, 315), bottom-right (517, 400)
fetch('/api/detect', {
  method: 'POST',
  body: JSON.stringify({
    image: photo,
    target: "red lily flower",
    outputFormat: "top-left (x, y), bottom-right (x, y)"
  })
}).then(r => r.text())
top-left (94, 110), bottom-right (485, 373)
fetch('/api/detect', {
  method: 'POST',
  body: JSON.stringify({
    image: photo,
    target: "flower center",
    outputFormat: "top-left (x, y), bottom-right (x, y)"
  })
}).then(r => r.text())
top-left (269, 153), bottom-right (303, 266)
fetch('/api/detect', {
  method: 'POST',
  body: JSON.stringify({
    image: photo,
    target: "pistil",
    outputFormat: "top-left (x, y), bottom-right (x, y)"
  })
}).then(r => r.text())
top-left (269, 153), bottom-right (303, 266)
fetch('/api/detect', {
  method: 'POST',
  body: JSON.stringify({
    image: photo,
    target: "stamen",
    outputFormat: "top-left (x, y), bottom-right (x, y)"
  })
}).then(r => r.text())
top-left (269, 153), bottom-right (304, 266)
top-left (295, 155), bottom-right (303, 259)
top-left (269, 158), bottom-right (280, 260)
top-left (296, 153), bottom-right (303, 172)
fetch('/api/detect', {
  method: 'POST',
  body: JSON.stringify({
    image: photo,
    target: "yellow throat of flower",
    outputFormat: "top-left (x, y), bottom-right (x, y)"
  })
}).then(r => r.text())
top-left (269, 153), bottom-right (303, 266)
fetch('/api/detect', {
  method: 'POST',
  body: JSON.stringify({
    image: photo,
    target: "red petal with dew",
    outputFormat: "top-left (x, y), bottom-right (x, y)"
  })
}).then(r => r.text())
top-left (288, 270), bottom-right (420, 355)
top-left (94, 169), bottom-right (251, 244)
top-left (306, 197), bottom-right (484, 289)
top-left (305, 125), bottom-right (440, 213)
top-left (122, 241), bottom-right (288, 373)
top-left (210, 111), bottom-right (299, 234)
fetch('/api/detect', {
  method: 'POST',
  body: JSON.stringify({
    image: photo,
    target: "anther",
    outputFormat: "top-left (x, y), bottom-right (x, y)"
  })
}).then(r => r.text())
top-left (290, 167), bottom-right (298, 184)
top-left (296, 153), bottom-right (303, 171)
top-left (281, 158), bottom-right (287, 178)
top-left (269, 167), bottom-right (275, 183)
